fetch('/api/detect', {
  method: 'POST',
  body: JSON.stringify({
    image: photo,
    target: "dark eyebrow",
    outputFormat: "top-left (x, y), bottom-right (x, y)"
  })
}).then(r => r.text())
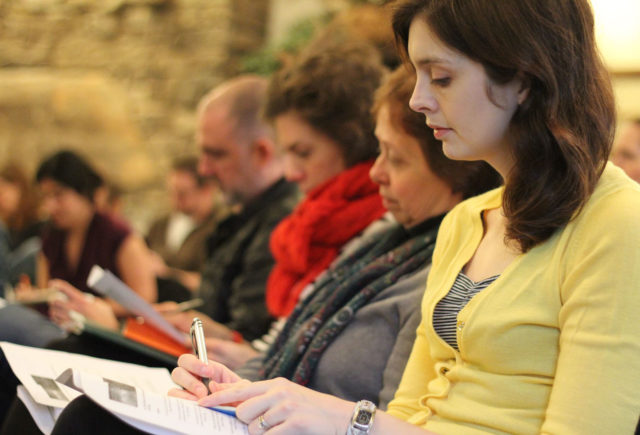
top-left (283, 141), bottom-right (311, 152)
top-left (284, 141), bottom-right (300, 151)
top-left (414, 57), bottom-right (451, 68)
top-left (202, 146), bottom-right (227, 158)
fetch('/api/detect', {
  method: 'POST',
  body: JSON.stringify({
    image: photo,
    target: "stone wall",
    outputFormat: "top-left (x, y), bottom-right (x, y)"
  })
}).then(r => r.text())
top-left (0, 0), bottom-right (269, 231)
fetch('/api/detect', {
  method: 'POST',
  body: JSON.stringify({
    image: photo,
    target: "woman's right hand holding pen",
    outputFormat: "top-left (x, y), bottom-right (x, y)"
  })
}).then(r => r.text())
top-left (169, 353), bottom-right (247, 402)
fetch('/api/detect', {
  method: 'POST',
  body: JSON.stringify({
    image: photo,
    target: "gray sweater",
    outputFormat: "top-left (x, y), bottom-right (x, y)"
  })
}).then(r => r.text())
top-left (237, 243), bottom-right (431, 410)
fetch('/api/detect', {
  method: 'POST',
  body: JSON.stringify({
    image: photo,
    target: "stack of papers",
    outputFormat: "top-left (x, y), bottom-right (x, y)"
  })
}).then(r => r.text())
top-left (1, 342), bottom-right (248, 435)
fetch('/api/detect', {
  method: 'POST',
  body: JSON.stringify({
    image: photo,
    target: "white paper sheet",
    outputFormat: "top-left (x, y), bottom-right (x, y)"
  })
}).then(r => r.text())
top-left (87, 265), bottom-right (186, 343)
top-left (16, 386), bottom-right (60, 435)
top-left (68, 371), bottom-right (248, 435)
top-left (3, 342), bottom-right (246, 434)
top-left (1, 342), bottom-right (175, 408)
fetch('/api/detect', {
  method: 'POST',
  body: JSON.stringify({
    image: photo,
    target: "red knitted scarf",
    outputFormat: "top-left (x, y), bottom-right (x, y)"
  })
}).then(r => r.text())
top-left (266, 161), bottom-right (385, 317)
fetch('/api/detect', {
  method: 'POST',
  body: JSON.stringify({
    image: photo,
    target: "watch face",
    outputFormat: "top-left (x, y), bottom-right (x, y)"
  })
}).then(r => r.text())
top-left (355, 410), bottom-right (372, 425)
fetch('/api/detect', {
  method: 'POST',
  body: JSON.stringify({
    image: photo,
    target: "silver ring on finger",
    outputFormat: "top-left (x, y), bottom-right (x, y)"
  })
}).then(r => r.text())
top-left (258, 414), bottom-right (271, 431)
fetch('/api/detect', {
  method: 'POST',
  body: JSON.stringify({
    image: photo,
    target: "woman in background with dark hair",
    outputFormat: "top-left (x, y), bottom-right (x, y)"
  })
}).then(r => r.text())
top-left (0, 151), bottom-right (157, 423)
top-left (39, 150), bottom-right (156, 325)
top-left (0, 150), bottom-right (156, 347)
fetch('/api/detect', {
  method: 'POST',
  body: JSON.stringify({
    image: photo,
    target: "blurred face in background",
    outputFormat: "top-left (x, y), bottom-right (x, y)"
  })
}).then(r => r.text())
top-left (167, 170), bottom-right (200, 216)
top-left (611, 122), bottom-right (640, 183)
top-left (370, 103), bottom-right (460, 228)
top-left (274, 111), bottom-right (347, 194)
top-left (197, 106), bottom-right (259, 204)
top-left (0, 177), bottom-right (21, 223)
top-left (39, 178), bottom-right (93, 229)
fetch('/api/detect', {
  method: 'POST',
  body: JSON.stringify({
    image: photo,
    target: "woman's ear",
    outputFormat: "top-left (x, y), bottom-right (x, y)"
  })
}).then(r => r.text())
top-left (250, 138), bottom-right (275, 166)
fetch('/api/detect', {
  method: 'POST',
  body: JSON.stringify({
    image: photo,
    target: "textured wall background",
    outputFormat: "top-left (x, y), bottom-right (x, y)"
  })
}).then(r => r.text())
top-left (1, 0), bottom-right (636, 231)
top-left (0, 0), bottom-right (270, 230)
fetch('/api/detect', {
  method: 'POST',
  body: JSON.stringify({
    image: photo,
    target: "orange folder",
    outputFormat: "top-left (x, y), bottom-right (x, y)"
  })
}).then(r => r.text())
top-left (122, 317), bottom-right (190, 357)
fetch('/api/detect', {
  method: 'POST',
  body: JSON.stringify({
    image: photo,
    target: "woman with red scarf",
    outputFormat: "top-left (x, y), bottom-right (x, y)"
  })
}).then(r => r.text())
top-left (264, 52), bottom-right (388, 318)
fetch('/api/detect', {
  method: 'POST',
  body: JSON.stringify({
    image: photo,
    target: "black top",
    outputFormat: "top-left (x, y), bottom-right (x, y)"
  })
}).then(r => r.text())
top-left (198, 179), bottom-right (299, 341)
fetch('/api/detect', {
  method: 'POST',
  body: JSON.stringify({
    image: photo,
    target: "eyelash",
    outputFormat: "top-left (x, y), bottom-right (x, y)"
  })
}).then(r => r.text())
top-left (291, 150), bottom-right (311, 159)
top-left (390, 156), bottom-right (405, 165)
top-left (431, 77), bottom-right (451, 87)
top-left (387, 150), bottom-right (404, 165)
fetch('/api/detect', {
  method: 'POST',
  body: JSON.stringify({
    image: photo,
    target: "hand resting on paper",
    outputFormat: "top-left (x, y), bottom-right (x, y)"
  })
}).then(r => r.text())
top-left (197, 376), bottom-right (355, 434)
top-left (169, 353), bottom-right (247, 402)
top-left (170, 355), bottom-right (354, 434)
top-left (48, 279), bottom-right (119, 331)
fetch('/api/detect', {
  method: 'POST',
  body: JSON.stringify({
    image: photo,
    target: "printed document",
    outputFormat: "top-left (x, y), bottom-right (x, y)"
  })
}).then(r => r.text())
top-left (87, 265), bottom-right (185, 343)
top-left (68, 370), bottom-right (248, 435)
top-left (1, 342), bottom-right (246, 434)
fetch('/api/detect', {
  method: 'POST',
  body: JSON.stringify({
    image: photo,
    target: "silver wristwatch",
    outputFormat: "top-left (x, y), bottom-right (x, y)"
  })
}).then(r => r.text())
top-left (346, 400), bottom-right (376, 435)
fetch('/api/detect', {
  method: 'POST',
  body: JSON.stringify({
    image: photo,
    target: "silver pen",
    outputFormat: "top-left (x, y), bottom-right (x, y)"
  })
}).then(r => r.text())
top-left (189, 317), bottom-right (210, 392)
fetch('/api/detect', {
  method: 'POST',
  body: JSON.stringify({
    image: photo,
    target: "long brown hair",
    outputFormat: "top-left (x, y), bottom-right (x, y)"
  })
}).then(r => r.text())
top-left (0, 163), bottom-right (40, 232)
top-left (392, 0), bottom-right (615, 252)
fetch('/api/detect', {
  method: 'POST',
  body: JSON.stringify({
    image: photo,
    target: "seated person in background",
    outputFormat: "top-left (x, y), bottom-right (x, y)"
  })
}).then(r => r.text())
top-left (155, 76), bottom-right (300, 342)
top-left (0, 150), bottom-right (157, 347)
top-left (0, 162), bottom-right (45, 286)
top-left (29, 65), bottom-right (500, 435)
top-left (177, 39), bottom-right (390, 368)
top-left (610, 118), bottom-right (640, 183)
top-left (42, 76), bottom-right (299, 348)
top-left (147, 156), bottom-right (228, 297)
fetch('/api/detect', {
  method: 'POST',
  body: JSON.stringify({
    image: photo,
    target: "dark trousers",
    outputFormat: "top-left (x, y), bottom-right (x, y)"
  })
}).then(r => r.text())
top-left (1, 395), bottom-right (146, 435)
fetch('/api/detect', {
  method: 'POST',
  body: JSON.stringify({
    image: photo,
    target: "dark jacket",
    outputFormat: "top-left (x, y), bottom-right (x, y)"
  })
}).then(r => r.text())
top-left (197, 179), bottom-right (299, 341)
top-left (146, 205), bottom-right (228, 272)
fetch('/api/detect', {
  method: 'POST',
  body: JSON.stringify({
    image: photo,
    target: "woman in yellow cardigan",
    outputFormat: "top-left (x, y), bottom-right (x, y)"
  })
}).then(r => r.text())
top-left (172, 0), bottom-right (640, 433)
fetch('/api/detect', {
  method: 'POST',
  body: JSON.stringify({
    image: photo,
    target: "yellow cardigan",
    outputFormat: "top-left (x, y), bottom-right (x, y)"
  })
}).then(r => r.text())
top-left (387, 163), bottom-right (640, 434)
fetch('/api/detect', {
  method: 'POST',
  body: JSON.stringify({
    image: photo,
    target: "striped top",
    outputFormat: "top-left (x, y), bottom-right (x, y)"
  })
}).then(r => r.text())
top-left (433, 272), bottom-right (499, 350)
